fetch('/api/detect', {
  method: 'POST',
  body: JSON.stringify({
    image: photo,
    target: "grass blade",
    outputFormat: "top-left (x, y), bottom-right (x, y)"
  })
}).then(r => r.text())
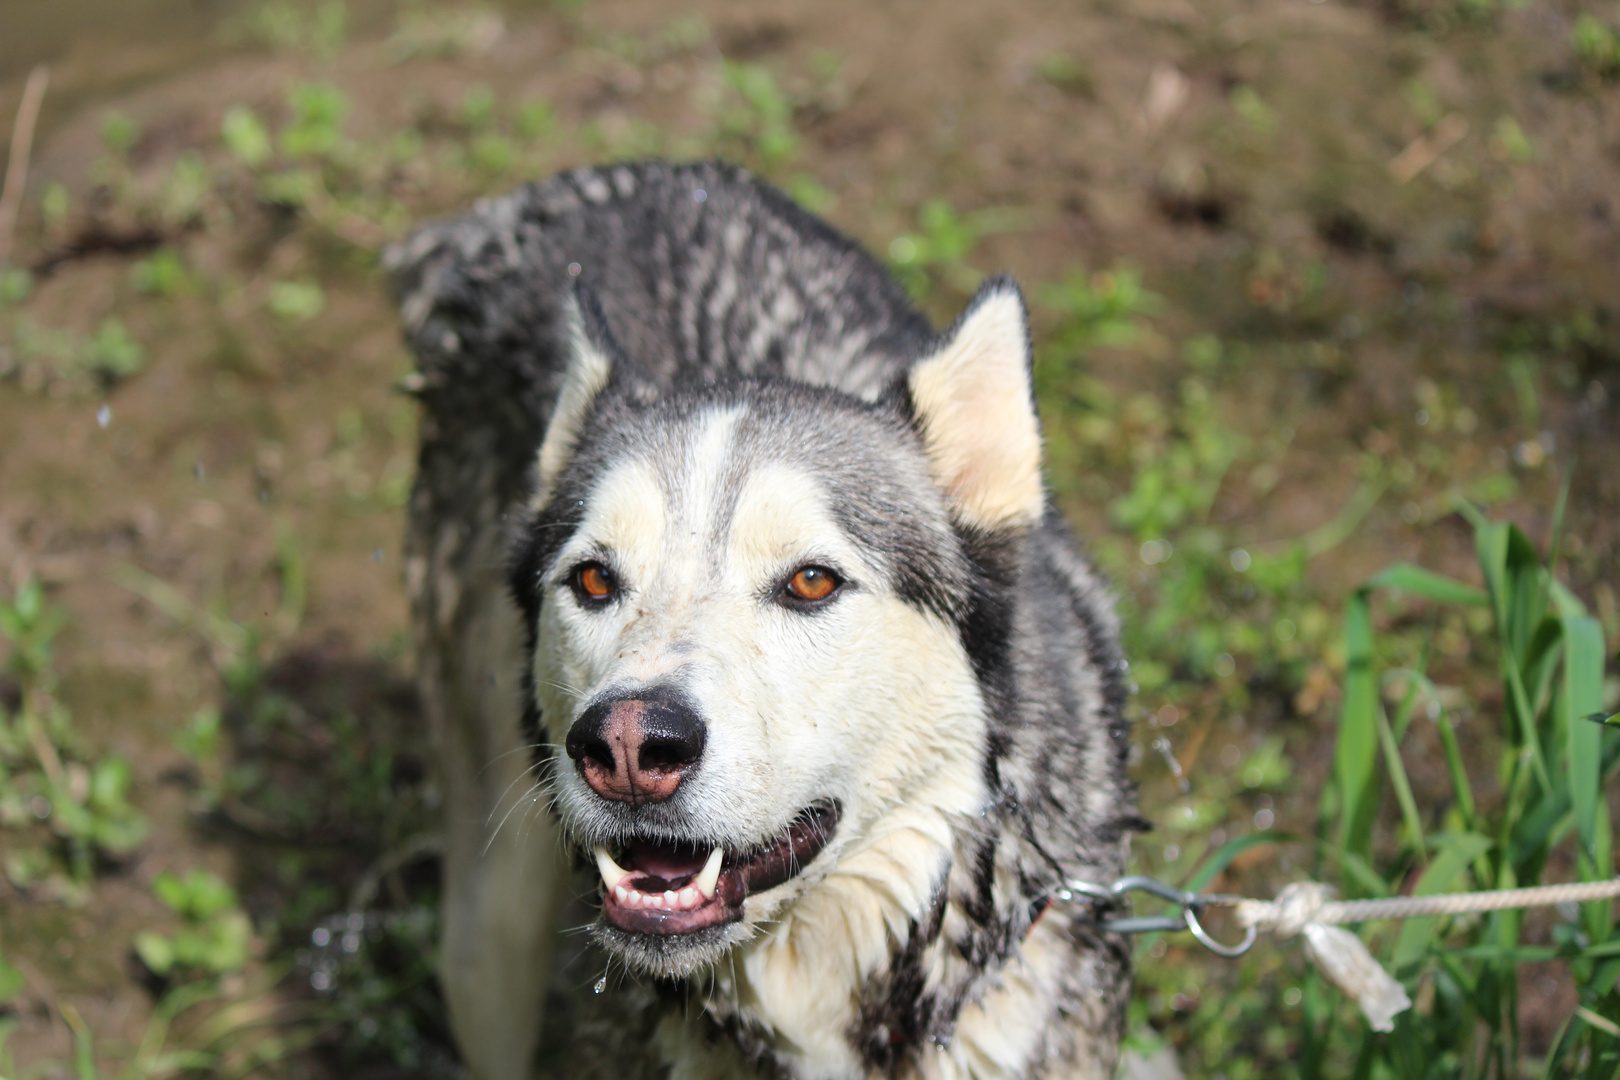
top-left (1182, 831), bottom-right (1289, 892)
top-left (1389, 831), bottom-right (1492, 972)
top-left (1375, 691), bottom-right (1427, 858)
top-left (1364, 563), bottom-right (1489, 608)
top-left (1336, 588), bottom-right (1380, 859)
top-left (1562, 615), bottom-right (1605, 867)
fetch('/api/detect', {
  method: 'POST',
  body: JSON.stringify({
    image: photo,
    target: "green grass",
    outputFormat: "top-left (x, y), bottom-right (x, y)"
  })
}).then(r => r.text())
top-left (1316, 501), bottom-right (1620, 1078)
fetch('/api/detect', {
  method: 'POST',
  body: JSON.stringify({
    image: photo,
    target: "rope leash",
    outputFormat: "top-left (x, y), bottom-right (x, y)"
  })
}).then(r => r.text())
top-left (1062, 874), bottom-right (1620, 1031)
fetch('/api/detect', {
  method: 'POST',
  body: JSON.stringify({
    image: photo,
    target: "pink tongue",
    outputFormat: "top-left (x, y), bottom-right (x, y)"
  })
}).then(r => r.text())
top-left (627, 839), bottom-right (708, 881)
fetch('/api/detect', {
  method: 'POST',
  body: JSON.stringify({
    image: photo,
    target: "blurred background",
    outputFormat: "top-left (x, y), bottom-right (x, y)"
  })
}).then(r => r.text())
top-left (0, 0), bottom-right (1617, 1077)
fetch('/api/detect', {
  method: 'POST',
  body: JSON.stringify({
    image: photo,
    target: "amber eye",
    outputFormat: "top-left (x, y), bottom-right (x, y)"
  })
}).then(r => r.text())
top-left (785, 566), bottom-right (840, 603)
top-left (572, 562), bottom-right (617, 604)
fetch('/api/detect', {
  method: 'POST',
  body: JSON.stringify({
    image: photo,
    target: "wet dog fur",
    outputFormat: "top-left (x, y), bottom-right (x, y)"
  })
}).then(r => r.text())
top-left (389, 161), bottom-right (1138, 1080)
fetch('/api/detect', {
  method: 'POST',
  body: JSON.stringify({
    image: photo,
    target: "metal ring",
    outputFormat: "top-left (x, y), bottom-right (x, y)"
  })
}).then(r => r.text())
top-left (1184, 905), bottom-right (1258, 958)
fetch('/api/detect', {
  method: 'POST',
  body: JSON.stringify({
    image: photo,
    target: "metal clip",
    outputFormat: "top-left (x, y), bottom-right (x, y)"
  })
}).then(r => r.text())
top-left (1064, 874), bottom-right (1258, 958)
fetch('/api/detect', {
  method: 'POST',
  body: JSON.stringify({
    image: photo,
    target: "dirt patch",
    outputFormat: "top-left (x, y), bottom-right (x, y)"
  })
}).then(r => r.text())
top-left (1, 0), bottom-right (1616, 1076)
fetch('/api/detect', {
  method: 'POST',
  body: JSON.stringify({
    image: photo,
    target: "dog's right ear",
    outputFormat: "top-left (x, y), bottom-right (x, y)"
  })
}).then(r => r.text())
top-left (904, 278), bottom-right (1044, 533)
top-left (532, 287), bottom-right (620, 508)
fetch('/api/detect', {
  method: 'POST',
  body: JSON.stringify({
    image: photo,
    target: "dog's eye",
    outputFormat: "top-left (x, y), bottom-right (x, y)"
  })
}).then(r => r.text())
top-left (571, 562), bottom-right (618, 605)
top-left (783, 566), bottom-right (840, 603)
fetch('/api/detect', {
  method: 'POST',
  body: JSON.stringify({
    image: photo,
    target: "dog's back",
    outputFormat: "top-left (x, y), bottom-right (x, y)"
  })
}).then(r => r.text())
top-left (396, 161), bottom-right (929, 419)
top-left (390, 161), bottom-right (1134, 1080)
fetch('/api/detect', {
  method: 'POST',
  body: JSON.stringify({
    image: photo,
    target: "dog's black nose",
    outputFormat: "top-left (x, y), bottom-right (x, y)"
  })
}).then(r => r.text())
top-left (566, 687), bottom-right (706, 804)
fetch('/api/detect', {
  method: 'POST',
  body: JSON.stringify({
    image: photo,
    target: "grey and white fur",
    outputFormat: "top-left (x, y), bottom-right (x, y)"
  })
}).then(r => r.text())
top-left (388, 160), bottom-right (1140, 1080)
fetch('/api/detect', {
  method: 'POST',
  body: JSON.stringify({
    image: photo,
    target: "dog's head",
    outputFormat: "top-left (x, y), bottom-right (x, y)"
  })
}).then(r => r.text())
top-left (508, 280), bottom-right (1043, 979)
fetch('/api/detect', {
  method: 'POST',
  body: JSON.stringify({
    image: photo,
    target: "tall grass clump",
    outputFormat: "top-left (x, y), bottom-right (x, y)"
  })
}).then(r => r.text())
top-left (1310, 497), bottom-right (1620, 1078)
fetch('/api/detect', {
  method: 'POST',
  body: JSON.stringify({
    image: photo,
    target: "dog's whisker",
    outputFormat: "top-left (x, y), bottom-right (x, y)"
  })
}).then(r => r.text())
top-left (474, 742), bottom-right (549, 782)
top-left (484, 761), bottom-right (546, 829)
top-left (484, 780), bottom-right (548, 854)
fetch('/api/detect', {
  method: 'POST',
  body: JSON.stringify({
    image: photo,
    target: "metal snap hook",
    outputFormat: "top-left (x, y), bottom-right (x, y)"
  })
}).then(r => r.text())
top-left (1184, 903), bottom-right (1258, 958)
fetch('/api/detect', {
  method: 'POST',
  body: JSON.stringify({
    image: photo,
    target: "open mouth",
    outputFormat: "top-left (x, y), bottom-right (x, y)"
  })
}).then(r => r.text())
top-left (592, 801), bottom-right (840, 936)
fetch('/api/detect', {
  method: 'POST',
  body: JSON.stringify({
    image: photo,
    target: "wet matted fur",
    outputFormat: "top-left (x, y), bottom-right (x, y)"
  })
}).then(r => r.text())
top-left (388, 160), bottom-right (1139, 1080)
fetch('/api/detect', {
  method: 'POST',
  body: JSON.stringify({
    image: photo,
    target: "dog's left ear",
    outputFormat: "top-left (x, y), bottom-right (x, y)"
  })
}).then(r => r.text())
top-left (532, 285), bottom-right (621, 508)
top-left (906, 277), bottom-right (1044, 531)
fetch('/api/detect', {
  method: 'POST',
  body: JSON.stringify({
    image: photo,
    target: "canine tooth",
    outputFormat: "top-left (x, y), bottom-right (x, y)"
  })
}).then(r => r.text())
top-left (595, 846), bottom-right (630, 892)
top-left (615, 885), bottom-right (630, 906)
top-left (695, 848), bottom-right (724, 898)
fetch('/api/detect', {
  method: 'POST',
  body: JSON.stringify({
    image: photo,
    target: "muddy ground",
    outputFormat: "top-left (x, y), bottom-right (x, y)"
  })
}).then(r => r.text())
top-left (1, 0), bottom-right (1618, 1076)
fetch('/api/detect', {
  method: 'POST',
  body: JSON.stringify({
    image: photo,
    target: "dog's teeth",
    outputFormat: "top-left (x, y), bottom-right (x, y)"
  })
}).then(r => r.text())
top-left (695, 847), bottom-right (723, 898)
top-left (615, 885), bottom-right (630, 906)
top-left (595, 846), bottom-right (631, 892)
top-left (678, 887), bottom-right (699, 909)
top-left (663, 890), bottom-right (678, 907)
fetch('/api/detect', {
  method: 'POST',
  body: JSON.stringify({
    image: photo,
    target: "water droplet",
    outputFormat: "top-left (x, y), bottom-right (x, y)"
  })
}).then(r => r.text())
top-left (593, 977), bottom-right (607, 994)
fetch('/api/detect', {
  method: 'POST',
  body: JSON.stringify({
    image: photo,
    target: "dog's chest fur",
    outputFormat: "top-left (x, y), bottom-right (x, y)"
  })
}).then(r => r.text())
top-left (394, 161), bottom-right (1137, 1080)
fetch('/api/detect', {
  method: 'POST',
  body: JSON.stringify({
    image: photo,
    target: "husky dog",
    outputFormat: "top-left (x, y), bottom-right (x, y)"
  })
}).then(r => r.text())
top-left (389, 161), bottom-right (1137, 1080)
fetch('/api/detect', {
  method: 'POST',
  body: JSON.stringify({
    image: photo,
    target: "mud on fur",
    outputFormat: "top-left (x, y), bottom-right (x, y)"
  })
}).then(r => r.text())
top-left (389, 160), bottom-right (1141, 1080)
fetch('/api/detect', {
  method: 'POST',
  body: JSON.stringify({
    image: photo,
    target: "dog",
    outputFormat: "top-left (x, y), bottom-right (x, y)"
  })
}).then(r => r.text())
top-left (388, 160), bottom-right (1138, 1080)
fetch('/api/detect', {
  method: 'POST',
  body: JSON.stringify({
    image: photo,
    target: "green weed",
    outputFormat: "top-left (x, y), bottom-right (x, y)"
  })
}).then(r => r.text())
top-left (1230, 86), bottom-right (1277, 135)
top-left (174, 706), bottom-right (226, 811)
top-left (460, 85), bottom-right (498, 132)
top-left (0, 579), bottom-right (147, 897)
top-left (0, 944), bottom-right (22, 1006)
top-left (279, 83), bottom-right (351, 160)
top-left (130, 249), bottom-right (190, 297)
top-left (267, 280), bottom-right (326, 323)
top-left (134, 870), bottom-right (254, 979)
top-left (385, 3), bottom-right (504, 64)
top-left (100, 113), bottom-right (140, 157)
top-left (886, 200), bottom-right (1027, 301)
top-left (248, 0), bottom-right (348, 58)
top-left (82, 319), bottom-right (145, 382)
top-left (1388, 0), bottom-right (1527, 32)
top-left (221, 105), bottom-right (273, 169)
top-left (1575, 15), bottom-right (1620, 79)
top-left (1036, 52), bottom-right (1095, 97)
top-left (0, 268), bottom-right (30, 304)
top-left (514, 98), bottom-right (558, 141)
top-left (10, 971), bottom-right (313, 1079)
top-left (1490, 116), bottom-right (1535, 164)
top-left (7, 315), bottom-right (146, 389)
top-left (39, 181), bottom-right (71, 232)
top-left (715, 62), bottom-right (799, 169)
